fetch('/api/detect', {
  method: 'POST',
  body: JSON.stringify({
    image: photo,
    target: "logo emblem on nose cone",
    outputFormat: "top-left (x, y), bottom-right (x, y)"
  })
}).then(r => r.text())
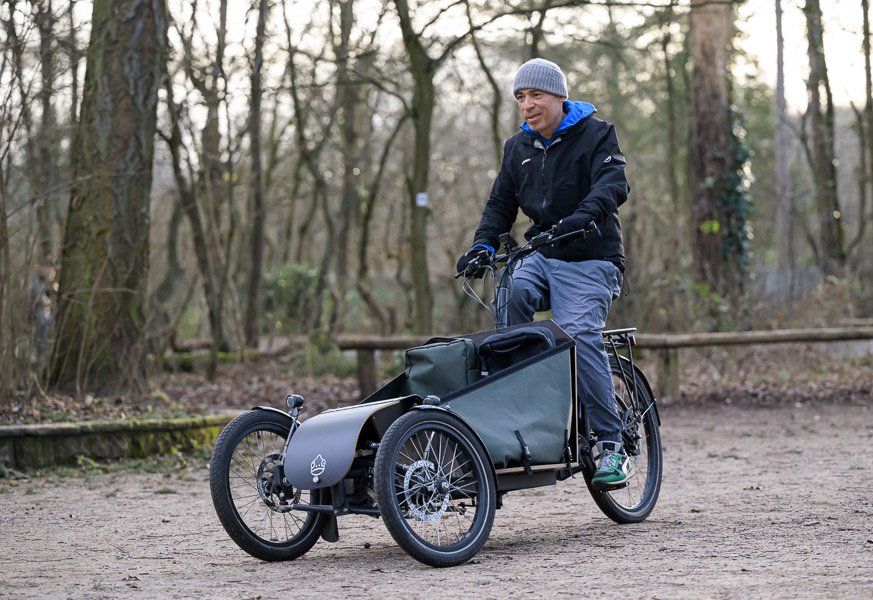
top-left (310, 454), bottom-right (326, 477)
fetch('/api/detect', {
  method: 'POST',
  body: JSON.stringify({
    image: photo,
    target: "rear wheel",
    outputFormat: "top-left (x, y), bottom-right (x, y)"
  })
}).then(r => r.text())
top-left (210, 410), bottom-right (327, 561)
top-left (585, 358), bottom-right (662, 523)
top-left (374, 410), bottom-right (496, 567)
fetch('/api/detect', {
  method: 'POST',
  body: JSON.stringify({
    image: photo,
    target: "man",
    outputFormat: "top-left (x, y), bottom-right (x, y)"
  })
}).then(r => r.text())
top-left (456, 58), bottom-right (630, 490)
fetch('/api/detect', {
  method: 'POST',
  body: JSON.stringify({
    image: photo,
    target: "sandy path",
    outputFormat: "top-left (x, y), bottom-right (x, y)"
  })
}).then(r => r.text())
top-left (1, 401), bottom-right (871, 599)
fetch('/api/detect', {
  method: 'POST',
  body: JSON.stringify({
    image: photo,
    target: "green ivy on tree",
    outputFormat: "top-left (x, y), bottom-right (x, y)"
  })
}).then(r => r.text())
top-left (718, 109), bottom-right (755, 291)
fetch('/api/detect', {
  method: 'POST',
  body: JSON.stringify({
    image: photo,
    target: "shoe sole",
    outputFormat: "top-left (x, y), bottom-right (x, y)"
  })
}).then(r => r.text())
top-left (591, 477), bottom-right (629, 492)
top-left (595, 482), bottom-right (628, 492)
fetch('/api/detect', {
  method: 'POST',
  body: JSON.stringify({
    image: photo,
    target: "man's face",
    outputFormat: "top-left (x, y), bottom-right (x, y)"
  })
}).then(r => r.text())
top-left (515, 88), bottom-right (566, 139)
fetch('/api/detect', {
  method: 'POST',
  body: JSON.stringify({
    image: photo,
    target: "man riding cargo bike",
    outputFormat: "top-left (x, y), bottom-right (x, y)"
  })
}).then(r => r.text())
top-left (457, 57), bottom-right (632, 491)
top-left (208, 58), bottom-right (661, 568)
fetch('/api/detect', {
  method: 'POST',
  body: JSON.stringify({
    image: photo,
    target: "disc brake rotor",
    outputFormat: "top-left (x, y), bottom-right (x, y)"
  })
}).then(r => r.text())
top-left (256, 453), bottom-right (287, 510)
top-left (403, 459), bottom-right (450, 521)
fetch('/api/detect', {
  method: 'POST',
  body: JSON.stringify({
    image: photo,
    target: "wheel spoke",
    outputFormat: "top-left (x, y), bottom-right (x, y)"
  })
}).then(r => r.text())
top-left (391, 424), bottom-right (483, 545)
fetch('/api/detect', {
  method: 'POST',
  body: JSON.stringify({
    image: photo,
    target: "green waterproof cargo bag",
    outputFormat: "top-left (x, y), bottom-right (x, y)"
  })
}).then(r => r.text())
top-left (441, 347), bottom-right (574, 469)
top-left (405, 338), bottom-right (479, 399)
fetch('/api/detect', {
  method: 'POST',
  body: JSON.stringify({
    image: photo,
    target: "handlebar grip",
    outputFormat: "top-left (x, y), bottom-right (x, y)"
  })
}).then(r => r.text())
top-left (455, 254), bottom-right (489, 279)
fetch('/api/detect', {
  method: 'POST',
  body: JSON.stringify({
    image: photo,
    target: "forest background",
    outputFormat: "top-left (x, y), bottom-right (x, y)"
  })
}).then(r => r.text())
top-left (1, 0), bottom-right (872, 412)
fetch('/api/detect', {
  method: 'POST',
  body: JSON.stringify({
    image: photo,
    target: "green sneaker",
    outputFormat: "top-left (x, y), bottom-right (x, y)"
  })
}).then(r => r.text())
top-left (592, 442), bottom-right (631, 490)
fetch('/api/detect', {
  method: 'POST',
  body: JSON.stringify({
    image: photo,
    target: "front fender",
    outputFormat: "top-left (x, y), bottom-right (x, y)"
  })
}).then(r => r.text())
top-left (282, 397), bottom-right (414, 490)
top-left (252, 405), bottom-right (292, 420)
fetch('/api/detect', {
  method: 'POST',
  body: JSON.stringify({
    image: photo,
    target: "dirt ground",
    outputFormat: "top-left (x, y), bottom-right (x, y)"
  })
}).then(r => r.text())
top-left (1, 399), bottom-right (872, 600)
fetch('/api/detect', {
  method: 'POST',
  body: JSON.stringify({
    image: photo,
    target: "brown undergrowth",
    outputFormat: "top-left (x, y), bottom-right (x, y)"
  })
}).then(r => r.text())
top-left (2, 341), bottom-right (871, 426)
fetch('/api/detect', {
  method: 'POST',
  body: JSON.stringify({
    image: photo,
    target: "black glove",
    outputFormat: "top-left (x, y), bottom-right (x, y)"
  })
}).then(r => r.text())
top-left (553, 213), bottom-right (596, 239)
top-left (456, 246), bottom-right (492, 278)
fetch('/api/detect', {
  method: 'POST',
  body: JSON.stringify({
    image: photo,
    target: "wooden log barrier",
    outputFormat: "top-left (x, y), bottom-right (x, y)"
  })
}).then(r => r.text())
top-left (336, 327), bottom-right (873, 401)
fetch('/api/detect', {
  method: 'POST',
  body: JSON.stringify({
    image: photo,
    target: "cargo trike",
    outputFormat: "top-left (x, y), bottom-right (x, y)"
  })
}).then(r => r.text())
top-left (209, 227), bottom-right (662, 567)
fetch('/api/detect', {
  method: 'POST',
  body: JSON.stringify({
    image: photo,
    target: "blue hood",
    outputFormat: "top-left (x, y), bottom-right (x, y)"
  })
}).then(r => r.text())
top-left (521, 100), bottom-right (596, 146)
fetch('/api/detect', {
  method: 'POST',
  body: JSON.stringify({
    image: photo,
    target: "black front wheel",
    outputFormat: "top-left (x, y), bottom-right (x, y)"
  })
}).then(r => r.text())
top-left (209, 410), bottom-right (327, 561)
top-left (585, 357), bottom-right (662, 523)
top-left (373, 409), bottom-right (496, 567)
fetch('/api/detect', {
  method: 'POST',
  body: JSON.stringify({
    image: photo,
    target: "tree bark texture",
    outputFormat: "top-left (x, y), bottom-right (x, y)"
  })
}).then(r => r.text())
top-left (849, 103), bottom-right (867, 258)
top-left (334, 0), bottom-right (362, 329)
top-left (859, 0), bottom-right (873, 255)
top-left (68, 0), bottom-right (82, 126)
top-left (774, 0), bottom-right (795, 297)
top-left (50, 0), bottom-right (167, 394)
top-left (394, 0), bottom-right (435, 335)
top-left (35, 0), bottom-right (57, 262)
top-left (803, 0), bottom-right (846, 276)
top-left (163, 78), bottom-right (226, 375)
top-left (0, 168), bottom-right (11, 396)
top-left (244, 0), bottom-right (268, 348)
top-left (176, 0), bottom-right (232, 367)
top-left (688, 0), bottom-right (738, 296)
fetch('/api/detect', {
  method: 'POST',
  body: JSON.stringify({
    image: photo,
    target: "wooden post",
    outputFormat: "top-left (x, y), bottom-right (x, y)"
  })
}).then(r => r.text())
top-left (657, 348), bottom-right (681, 404)
top-left (357, 349), bottom-right (378, 399)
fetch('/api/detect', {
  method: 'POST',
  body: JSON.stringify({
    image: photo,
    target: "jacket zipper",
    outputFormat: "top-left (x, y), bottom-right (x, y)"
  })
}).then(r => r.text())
top-left (536, 137), bottom-right (562, 211)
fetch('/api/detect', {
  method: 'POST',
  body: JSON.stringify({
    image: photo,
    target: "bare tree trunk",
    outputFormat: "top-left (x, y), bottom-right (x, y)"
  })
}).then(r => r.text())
top-left (803, 0), bottom-right (846, 276)
top-left (0, 160), bottom-right (11, 397)
top-left (662, 30), bottom-right (680, 218)
top-left (50, 0), bottom-right (167, 394)
top-left (774, 0), bottom-right (796, 299)
top-left (660, 17), bottom-right (683, 335)
top-left (34, 0), bottom-right (57, 262)
top-left (281, 157), bottom-right (304, 264)
top-left (147, 195), bottom-right (185, 355)
top-left (393, 0), bottom-right (436, 334)
top-left (281, 1), bottom-right (338, 284)
top-left (263, 101), bottom-right (290, 271)
top-left (162, 77), bottom-right (227, 378)
top-left (524, 0), bottom-right (553, 61)
top-left (849, 104), bottom-right (868, 262)
top-left (333, 0), bottom-right (360, 330)
top-left (854, 0), bottom-right (873, 259)
top-left (244, 0), bottom-right (268, 348)
top-left (467, 3), bottom-right (502, 168)
top-left (176, 0), bottom-right (233, 373)
top-left (2, 2), bottom-right (37, 236)
top-left (293, 184), bottom-right (320, 265)
top-left (67, 0), bottom-right (82, 126)
top-left (202, 0), bottom-right (233, 364)
top-left (689, 0), bottom-right (742, 298)
top-left (357, 112), bottom-right (408, 335)
top-left (283, 3), bottom-right (341, 333)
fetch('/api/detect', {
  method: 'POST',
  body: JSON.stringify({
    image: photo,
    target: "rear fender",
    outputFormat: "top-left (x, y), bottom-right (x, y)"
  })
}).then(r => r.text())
top-left (613, 356), bottom-right (661, 427)
top-left (634, 367), bottom-right (661, 427)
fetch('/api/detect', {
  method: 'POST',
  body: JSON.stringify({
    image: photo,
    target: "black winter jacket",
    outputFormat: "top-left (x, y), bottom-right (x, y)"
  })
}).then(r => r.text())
top-left (472, 115), bottom-right (629, 270)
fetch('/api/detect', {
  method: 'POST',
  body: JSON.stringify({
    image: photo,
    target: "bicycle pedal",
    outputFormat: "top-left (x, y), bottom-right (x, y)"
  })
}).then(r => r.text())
top-left (599, 481), bottom-right (628, 492)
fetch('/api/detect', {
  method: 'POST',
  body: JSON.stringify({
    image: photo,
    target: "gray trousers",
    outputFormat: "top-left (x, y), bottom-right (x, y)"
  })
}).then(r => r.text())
top-left (501, 253), bottom-right (623, 443)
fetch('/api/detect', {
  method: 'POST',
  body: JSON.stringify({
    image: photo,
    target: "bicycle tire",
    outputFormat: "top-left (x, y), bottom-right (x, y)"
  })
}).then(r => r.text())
top-left (585, 356), bottom-right (662, 523)
top-left (210, 410), bottom-right (327, 561)
top-left (373, 409), bottom-right (496, 567)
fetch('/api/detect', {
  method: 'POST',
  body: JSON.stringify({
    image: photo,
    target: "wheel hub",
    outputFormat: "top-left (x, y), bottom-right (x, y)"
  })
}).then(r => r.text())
top-left (256, 453), bottom-right (292, 510)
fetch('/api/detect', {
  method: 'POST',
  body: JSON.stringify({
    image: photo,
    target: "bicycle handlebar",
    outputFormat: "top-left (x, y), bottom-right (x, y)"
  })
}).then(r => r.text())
top-left (453, 222), bottom-right (598, 279)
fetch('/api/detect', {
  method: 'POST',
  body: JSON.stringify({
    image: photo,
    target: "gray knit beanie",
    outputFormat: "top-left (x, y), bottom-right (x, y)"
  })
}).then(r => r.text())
top-left (512, 58), bottom-right (568, 97)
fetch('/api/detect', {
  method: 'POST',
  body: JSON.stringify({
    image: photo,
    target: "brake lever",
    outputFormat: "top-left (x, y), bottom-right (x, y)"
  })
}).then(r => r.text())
top-left (548, 221), bottom-right (600, 246)
top-left (453, 255), bottom-right (489, 279)
top-left (529, 228), bottom-right (556, 249)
